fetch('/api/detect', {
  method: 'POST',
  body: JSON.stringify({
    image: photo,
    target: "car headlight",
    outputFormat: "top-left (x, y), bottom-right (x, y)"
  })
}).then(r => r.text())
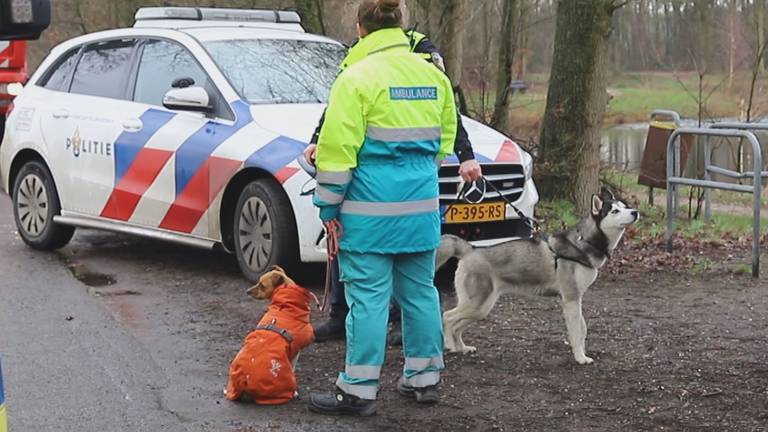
top-left (522, 152), bottom-right (533, 181)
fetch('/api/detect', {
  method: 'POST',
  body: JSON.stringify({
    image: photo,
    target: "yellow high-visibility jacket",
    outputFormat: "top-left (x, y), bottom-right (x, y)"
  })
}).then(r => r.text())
top-left (313, 28), bottom-right (457, 253)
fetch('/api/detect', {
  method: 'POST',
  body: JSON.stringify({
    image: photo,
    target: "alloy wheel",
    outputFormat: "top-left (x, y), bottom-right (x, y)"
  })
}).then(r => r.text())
top-left (237, 197), bottom-right (273, 273)
top-left (16, 173), bottom-right (49, 237)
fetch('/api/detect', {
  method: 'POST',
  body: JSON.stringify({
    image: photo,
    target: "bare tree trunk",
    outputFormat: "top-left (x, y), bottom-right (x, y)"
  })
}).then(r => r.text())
top-left (538, 0), bottom-right (623, 213)
top-left (728, 0), bottom-right (736, 90)
top-left (294, 0), bottom-right (325, 34)
top-left (441, 0), bottom-right (466, 104)
top-left (74, 0), bottom-right (88, 34)
top-left (759, 0), bottom-right (766, 72)
top-left (411, 0), bottom-right (465, 110)
top-left (490, 0), bottom-right (517, 132)
top-left (516, 0), bottom-right (529, 80)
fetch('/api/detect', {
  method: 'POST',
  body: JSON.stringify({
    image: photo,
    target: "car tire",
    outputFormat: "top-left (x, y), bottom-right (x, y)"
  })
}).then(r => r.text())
top-left (233, 178), bottom-right (298, 282)
top-left (12, 160), bottom-right (75, 250)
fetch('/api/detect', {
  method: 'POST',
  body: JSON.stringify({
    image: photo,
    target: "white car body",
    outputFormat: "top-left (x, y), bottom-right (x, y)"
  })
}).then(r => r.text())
top-left (0, 8), bottom-right (538, 278)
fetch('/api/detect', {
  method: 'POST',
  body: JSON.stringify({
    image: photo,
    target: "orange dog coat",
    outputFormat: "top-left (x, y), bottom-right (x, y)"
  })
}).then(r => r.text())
top-left (226, 283), bottom-right (315, 404)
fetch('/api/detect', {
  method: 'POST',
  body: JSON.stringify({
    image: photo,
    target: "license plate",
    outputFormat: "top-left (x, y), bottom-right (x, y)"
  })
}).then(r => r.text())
top-left (443, 202), bottom-right (506, 224)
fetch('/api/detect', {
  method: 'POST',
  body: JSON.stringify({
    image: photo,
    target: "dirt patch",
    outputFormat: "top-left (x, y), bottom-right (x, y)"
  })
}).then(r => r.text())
top-left (59, 252), bottom-right (116, 287)
top-left (290, 244), bottom-right (768, 431)
top-left (67, 228), bottom-right (767, 430)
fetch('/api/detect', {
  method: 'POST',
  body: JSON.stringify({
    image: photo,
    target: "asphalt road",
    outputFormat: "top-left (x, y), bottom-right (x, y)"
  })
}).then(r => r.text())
top-left (0, 193), bottom-right (349, 432)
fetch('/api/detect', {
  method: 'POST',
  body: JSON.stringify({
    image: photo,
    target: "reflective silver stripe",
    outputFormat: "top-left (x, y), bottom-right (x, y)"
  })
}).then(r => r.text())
top-left (404, 356), bottom-right (445, 371)
top-left (403, 371), bottom-right (440, 388)
top-left (345, 364), bottom-right (381, 380)
top-left (336, 376), bottom-right (378, 400)
top-left (341, 198), bottom-right (438, 216)
top-left (366, 126), bottom-right (441, 142)
top-left (315, 185), bottom-right (344, 204)
top-left (317, 170), bottom-right (352, 185)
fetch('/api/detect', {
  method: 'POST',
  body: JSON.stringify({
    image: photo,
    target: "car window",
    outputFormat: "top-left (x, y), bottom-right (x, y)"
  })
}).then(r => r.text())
top-left (69, 38), bottom-right (137, 99)
top-left (37, 47), bottom-right (80, 91)
top-left (133, 39), bottom-right (210, 107)
top-left (204, 39), bottom-right (346, 104)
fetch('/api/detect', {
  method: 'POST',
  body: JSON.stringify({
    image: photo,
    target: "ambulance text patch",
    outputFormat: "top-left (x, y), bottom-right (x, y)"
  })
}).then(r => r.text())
top-left (389, 87), bottom-right (438, 100)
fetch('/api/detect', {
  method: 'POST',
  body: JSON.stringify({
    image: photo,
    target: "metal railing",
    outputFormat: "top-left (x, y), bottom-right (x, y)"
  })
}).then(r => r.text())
top-left (649, 110), bottom-right (681, 209)
top-left (705, 122), bottom-right (768, 223)
top-left (651, 109), bottom-right (682, 125)
top-left (665, 125), bottom-right (764, 277)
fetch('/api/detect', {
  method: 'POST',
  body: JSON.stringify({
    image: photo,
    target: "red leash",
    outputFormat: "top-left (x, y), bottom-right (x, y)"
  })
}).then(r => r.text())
top-left (321, 220), bottom-right (342, 312)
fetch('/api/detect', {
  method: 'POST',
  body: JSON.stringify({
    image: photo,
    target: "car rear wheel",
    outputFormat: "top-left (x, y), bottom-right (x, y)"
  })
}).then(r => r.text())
top-left (12, 160), bottom-right (75, 250)
top-left (233, 178), bottom-right (298, 282)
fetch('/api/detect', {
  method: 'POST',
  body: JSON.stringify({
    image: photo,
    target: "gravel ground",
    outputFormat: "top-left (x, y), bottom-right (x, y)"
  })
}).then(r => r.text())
top-left (6, 213), bottom-right (767, 431)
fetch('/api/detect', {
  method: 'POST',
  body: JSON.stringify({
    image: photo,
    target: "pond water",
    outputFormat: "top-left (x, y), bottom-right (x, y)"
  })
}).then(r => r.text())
top-left (600, 123), bottom-right (649, 171)
top-left (600, 119), bottom-right (766, 181)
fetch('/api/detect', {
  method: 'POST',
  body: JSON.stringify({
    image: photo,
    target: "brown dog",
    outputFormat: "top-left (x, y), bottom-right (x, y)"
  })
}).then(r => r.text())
top-left (225, 266), bottom-right (315, 404)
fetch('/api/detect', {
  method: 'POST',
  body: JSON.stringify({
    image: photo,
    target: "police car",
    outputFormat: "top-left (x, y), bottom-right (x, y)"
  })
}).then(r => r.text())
top-left (0, 7), bottom-right (539, 282)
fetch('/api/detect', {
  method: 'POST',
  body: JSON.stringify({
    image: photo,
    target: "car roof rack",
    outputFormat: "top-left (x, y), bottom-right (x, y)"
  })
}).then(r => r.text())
top-left (134, 7), bottom-right (301, 25)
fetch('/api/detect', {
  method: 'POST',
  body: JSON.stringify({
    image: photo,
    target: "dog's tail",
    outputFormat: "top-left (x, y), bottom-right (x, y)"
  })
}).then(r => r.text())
top-left (436, 234), bottom-right (473, 269)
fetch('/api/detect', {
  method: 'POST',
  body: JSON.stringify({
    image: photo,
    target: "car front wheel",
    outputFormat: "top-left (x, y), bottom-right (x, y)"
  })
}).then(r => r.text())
top-left (233, 178), bottom-right (298, 282)
top-left (12, 160), bottom-right (75, 250)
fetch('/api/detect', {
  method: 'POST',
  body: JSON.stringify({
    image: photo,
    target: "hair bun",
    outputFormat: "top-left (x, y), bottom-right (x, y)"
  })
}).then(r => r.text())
top-left (359, 0), bottom-right (403, 31)
top-left (376, 0), bottom-right (400, 12)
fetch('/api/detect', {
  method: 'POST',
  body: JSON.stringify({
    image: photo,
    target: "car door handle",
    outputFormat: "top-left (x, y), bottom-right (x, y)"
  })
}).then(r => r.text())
top-left (52, 109), bottom-right (69, 119)
top-left (122, 118), bottom-right (143, 132)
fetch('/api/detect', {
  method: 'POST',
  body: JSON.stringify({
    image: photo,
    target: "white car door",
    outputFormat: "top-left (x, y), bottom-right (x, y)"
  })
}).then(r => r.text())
top-left (121, 38), bottom-right (235, 236)
top-left (34, 45), bottom-right (83, 209)
top-left (41, 38), bottom-right (145, 218)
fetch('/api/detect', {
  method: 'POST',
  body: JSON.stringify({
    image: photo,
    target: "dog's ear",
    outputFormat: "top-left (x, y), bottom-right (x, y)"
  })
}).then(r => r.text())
top-left (591, 195), bottom-right (603, 216)
top-left (270, 265), bottom-right (285, 273)
top-left (270, 271), bottom-right (285, 287)
top-left (599, 186), bottom-right (615, 202)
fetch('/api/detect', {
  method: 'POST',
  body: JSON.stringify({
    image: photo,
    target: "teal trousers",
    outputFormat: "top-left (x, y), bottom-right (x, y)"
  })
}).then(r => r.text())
top-left (335, 249), bottom-right (444, 400)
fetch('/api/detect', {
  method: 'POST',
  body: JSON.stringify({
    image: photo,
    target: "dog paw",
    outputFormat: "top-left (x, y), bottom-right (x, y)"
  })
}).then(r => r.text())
top-left (575, 355), bottom-right (594, 365)
top-left (460, 345), bottom-right (477, 354)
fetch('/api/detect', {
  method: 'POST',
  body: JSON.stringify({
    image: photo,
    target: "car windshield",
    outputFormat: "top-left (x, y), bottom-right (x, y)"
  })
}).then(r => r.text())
top-left (205, 39), bottom-right (346, 104)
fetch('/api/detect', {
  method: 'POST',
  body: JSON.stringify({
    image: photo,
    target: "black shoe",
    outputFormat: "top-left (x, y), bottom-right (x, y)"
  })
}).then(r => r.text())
top-left (309, 387), bottom-right (378, 416)
top-left (314, 316), bottom-right (346, 342)
top-left (397, 378), bottom-right (439, 404)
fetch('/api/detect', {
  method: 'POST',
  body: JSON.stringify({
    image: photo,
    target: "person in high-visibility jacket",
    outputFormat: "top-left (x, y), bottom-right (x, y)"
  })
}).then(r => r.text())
top-left (307, 26), bottom-right (481, 344)
top-left (308, 0), bottom-right (457, 416)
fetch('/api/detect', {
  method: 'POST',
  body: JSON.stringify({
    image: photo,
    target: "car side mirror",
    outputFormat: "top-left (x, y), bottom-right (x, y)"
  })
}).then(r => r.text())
top-left (0, 0), bottom-right (51, 40)
top-left (162, 86), bottom-right (212, 113)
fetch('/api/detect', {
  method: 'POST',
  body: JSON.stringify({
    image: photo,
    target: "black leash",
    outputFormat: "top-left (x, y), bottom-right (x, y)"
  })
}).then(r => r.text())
top-left (440, 182), bottom-right (468, 218)
top-left (483, 177), bottom-right (540, 232)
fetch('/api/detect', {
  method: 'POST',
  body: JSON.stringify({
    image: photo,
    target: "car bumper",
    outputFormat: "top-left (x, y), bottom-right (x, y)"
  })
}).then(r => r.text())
top-left (303, 178), bottom-right (540, 262)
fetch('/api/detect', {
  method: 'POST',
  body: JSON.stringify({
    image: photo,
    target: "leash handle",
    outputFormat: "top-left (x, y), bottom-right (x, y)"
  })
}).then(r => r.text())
top-left (324, 220), bottom-right (342, 260)
top-left (320, 219), bottom-right (343, 313)
top-left (321, 260), bottom-right (332, 312)
top-left (308, 290), bottom-right (322, 310)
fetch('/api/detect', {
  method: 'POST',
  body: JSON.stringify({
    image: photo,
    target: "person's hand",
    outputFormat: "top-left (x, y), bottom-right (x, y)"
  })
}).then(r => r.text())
top-left (459, 159), bottom-right (482, 182)
top-left (304, 144), bottom-right (317, 166)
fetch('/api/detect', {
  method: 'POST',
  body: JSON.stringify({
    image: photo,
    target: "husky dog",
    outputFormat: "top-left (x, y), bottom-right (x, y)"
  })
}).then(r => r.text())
top-left (438, 195), bottom-right (638, 364)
